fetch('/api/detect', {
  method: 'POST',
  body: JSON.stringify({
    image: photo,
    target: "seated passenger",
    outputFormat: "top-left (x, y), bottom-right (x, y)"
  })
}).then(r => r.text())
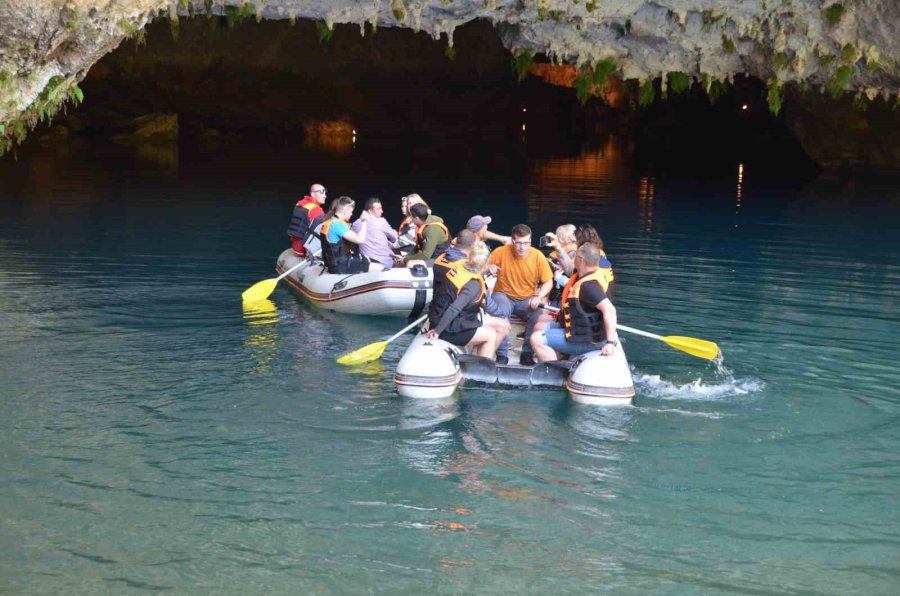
top-left (395, 194), bottom-right (421, 250)
top-left (546, 223), bottom-right (615, 294)
top-left (286, 183), bottom-right (327, 257)
top-left (351, 197), bottom-right (397, 269)
top-left (543, 223), bottom-right (578, 293)
top-left (465, 214), bottom-right (511, 246)
top-left (425, 241), bottom-right (510, 358)
top-left (487, 224), bottom-right (554, 365)
top-left (435, 229), bottom-right (505, 319)
top-left (434, 228), bottom-right (476, 281)
top-left (320, 196), bottom-right (382, 274)
top-left (530, 243), bottom-right (619, 362)
top-left (529, 223), bottom-right (578, 341)
top-left (403, 202), bottom-right (451, 265)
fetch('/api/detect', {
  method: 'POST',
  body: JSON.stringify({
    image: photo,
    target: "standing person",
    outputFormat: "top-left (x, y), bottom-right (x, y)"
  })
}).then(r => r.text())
top-left (403, 202), bottom-right (450, 264)
top-left (286, 183), bottom-right (327, 256)
top-left (351, 197), bottom-right (398, 269)
top-left (320, 196), bottom-right (379, 274)
top-left (465, 215), bottom-right (511, 245)
top-left (426, 242), bottom-right (509, 358)
top-left (487, 224), bottom-right (553, 365)
top-left (531, 243), bottom-right (619, 362)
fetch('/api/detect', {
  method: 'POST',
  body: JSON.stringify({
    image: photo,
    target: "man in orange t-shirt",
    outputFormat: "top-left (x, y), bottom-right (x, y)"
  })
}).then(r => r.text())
top-left (487, 224), bottom-right (553, 365)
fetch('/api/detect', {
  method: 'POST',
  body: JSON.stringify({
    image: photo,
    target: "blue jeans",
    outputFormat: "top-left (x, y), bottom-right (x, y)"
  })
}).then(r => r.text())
top-left (543, 322), bottom-right (602, 356)
top-left (492, 292), bottom-right (542, 358)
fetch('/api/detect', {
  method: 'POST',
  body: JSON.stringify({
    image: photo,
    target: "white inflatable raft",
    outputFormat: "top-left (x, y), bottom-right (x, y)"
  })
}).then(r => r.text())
top-left (275, 248), bottom-right (433, 318)
top-left (393, 319), bottom-right (635, 405)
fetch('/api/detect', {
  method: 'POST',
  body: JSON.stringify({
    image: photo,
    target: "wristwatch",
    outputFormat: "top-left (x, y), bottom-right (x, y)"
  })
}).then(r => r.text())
top-left (606, 339), bottom-right (618, 347)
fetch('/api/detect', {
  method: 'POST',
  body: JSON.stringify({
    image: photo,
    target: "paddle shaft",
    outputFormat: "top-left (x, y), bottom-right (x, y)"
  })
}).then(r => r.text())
top-left (276, 261), bottom-right (305, 281)
top-left (386, 314), bottom-right (428, 344)
top-left (617, 324), bottom-right (660, 340)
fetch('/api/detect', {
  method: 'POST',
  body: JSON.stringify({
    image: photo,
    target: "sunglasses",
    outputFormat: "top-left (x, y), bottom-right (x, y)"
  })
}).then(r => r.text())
top-left (314, 188), bottom-right (327, 194)
top-left (401, 196), bottom-right (409, 203)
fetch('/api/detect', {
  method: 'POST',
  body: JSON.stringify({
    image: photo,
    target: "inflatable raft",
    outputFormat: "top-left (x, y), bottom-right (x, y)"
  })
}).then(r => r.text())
top-left (393, 319), bottom-right (636, 405)
top-left (275, 248), bottom-right (433, 318)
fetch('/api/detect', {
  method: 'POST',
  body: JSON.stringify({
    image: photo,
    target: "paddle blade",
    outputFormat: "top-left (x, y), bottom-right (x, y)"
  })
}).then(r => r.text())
top-left (660, 335), bottom-right (720, 360)
top-left (242, 278), bottom-right (278, 303)
top-left (337, 341), bottom-right (389, 365)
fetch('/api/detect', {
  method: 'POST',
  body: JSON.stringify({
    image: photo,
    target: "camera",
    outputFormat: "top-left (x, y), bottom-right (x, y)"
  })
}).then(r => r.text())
top-left (539, 234), bottom-right (553, 248)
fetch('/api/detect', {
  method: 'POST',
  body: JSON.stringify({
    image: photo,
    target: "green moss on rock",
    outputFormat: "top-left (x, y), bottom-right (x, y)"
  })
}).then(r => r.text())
top-left (824, 4), bottom-right (844, 28)
top-left (667, 72), bottom-right (690, 95)
top-left (638, 79), bottom-right (656, 106)
top-left (767, 81), bottom-right (783, 115)
top-left (722, 35), bottom-right (736, 55)
top-left (511, 49), bottom-right (535, 82)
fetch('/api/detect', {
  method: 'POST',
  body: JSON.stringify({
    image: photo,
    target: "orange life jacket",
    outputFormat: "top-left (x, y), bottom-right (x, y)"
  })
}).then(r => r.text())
top-left (415, 220), bottom-right (451, 254)
top-left (427, 259), bottom-right (486, 335)
top-left (561, 269), bottom-right (609, 343)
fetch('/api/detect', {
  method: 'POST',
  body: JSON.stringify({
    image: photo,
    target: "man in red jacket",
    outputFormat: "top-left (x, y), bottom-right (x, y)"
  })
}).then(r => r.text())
top-left (286, 184), bottom-right (327, 256)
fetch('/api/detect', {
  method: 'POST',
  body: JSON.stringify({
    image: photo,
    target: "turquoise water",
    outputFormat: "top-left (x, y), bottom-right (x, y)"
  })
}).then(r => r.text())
top-left (2, 140), bottom-right (899, 594)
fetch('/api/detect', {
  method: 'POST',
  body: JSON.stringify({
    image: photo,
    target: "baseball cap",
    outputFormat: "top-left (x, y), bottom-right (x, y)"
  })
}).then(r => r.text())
top-left (466, 215), bottom-right (492, 232)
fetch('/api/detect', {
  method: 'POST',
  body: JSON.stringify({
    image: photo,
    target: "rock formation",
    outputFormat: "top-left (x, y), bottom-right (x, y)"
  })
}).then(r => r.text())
top-left (1, 1), bottom-right (898, 169)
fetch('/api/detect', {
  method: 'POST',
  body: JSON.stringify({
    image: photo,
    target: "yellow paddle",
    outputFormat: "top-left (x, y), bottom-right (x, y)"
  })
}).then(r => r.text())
top-left (617, 324), bottom-right (720, 360)
top-left (337, 314), bottom-right (428, 365)
top-left (242, 261), bottom-right (306, 303)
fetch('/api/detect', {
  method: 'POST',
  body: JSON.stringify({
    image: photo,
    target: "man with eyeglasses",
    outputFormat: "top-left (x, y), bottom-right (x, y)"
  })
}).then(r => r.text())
top-left (487, 224), bottom-right (554, 365)
top-left (287, 184), bottom-right (327, 256)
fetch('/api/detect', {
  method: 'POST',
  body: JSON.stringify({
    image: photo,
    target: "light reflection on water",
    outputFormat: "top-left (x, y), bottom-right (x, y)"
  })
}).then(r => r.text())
top-left (242, 299), bottom-right (278, 373)
top-left (1, 140), bottom-right (899, 594)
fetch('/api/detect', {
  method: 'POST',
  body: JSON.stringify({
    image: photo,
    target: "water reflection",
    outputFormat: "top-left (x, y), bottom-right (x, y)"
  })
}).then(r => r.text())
top-left (525, 139), bottom-right (631, 229)
top-left (560, 402), bottom-right (635, 499)
top-left (242, 299), bottom-right (278, 373)
top-left (521, 106), bottom-right (527, 144)
top-left (400, 397), bottom-right (460, 431)
top-left (398, 398), bottom-right (460, 476)
top-left (638, 176), bottom-right (655, 233)
top-left (303, 120), bottom-right (354, 154)
top-left (563, 401), bottom-right (635, 445)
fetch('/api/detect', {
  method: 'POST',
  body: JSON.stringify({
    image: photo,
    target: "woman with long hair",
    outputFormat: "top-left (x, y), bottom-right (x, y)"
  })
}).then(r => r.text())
top-left (425, 241), bottom-right (509, 358)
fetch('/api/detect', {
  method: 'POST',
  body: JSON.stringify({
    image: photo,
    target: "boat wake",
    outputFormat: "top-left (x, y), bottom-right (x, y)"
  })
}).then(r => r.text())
top-left (633, 362), bottom-right (764, 402)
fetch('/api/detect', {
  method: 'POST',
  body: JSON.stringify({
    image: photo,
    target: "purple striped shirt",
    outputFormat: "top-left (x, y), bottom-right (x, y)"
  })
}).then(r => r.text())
top-left (351, 215), bottom-right (398, 268)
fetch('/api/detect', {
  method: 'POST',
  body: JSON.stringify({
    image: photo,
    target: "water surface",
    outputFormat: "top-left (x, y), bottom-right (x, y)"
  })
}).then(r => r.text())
top-left (1, 138), bottom-right (899, 594)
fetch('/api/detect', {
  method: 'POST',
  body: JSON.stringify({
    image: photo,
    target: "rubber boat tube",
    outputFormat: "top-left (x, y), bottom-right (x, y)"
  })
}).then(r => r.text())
top-left (393, 321), bottom-right (636, 404)
top-left (275, 248), bottom-right (432, 318)
top-left (565, 347), bottom-right (636, 406)
top-left (393, 332), bottom-right (462, 399)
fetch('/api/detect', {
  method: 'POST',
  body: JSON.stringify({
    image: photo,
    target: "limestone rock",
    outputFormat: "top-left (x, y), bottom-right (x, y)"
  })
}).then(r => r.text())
top-left (110, 112), bottom-right (178, 145)
top-left (1, 1), bottom-right (899, 168)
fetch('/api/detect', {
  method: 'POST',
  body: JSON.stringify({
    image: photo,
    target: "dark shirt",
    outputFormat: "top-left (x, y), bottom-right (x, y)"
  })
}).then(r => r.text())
top-left (435, 246), bottom-right (503, 317)
top-left (433, 280), bottom-right (482, 335)
top-left (578, 278), bottom-right (608, 309)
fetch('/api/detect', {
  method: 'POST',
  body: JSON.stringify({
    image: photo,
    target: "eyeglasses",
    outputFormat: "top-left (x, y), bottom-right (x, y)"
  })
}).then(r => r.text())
top-left (314, 188), bottom-right (327, 194)
top-left (400, 196), bottom-right (409, 203)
